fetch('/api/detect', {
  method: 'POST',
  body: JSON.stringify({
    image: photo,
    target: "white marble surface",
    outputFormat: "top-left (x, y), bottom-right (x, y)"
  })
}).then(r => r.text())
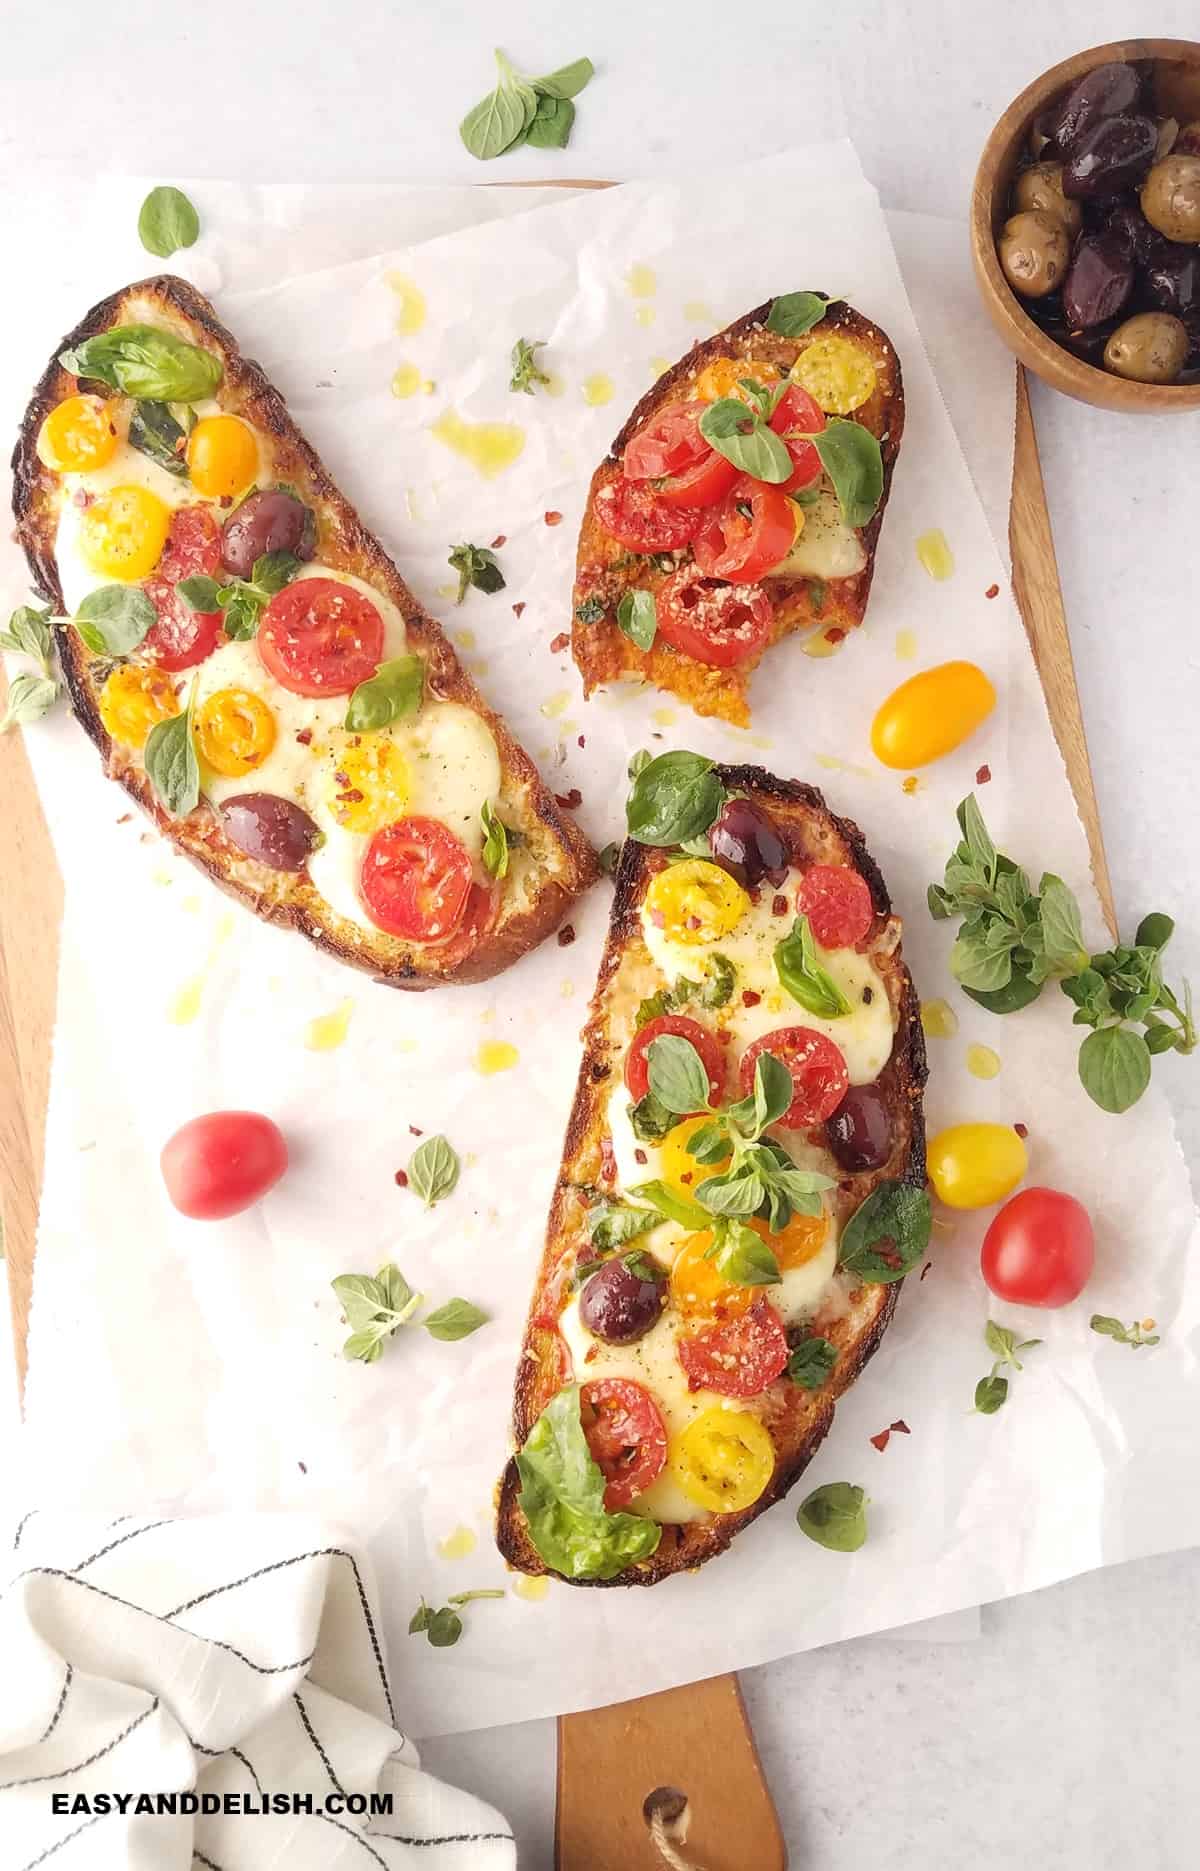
top-left (2, 3), bottom-right (1198, 1864)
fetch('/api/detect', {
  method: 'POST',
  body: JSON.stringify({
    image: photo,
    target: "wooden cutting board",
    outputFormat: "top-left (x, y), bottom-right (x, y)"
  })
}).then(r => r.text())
top-left (0, 360), bottom-right (1112, 1870)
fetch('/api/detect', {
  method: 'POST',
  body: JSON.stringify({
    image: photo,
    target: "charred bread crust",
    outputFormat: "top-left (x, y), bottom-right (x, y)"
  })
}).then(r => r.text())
top-left (572, 298), bottom-right (904, 726)
top-left (12, 275), bottom-right (598, 987)
top-left (496, 765), bottom-right (927, 1584)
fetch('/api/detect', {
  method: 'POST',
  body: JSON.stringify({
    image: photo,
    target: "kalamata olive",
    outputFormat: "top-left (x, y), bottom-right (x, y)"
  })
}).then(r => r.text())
top-left (1051, 62), bottom-right (1144, 157)
top-left (1013, 162), bottom-right (1082, 236)
top-left (1063, 113), bottom-right (1158, 201)
top-left (824, 1084), bottom-right (892, 1173)
top-left (221, 793), bottom-right (322, 872)
top-left (1102, 199), bottom-right (1169, 268)
top-left (998, 211), bottom-right (1070, 299)
top-left (1141, 155), bottom-right (1200, 244)
top-left (1103, 311), bottom-right (1189, 383)
top-left (707, 796), bottom-right (788, 889)
top-left (1063, 229), bottom-right (1134, 328)
top-left (1143, 247), bottom-right (1200, 316)
top-left (578, 1255), bottom-right (666, 1344)
top-left (220, 489), bottom-right (316, 578)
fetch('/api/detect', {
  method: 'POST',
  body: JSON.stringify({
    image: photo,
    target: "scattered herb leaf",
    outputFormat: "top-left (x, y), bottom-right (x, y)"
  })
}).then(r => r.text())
top-left (796, 1481), bottom-right (867, 1551)
top-left (408, 1135), bottom-right (461, 1208)
top-left (510, 338), bottom-right (552, 396)
top-left (448, 542), bottom-right (505, 602)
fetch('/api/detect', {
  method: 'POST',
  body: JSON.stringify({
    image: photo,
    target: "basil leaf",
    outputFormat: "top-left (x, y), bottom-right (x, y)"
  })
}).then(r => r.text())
top-left (345, 655), bottom-right (424, 732)
top-left (177, 576), bottom-right (222, 613)
top-left (811, 419), bottom-right (884, 528)
top-left (621, 1249), bottom-right (667, 1287)
top-left (515, 1385), bottom-right (662, 1580)
top-left (616, 588), bottom-right (657, 652)
top-left (61, 324), bottom-right (222, 403)
top-left (974, 1374), bottom-right (1009, 1414)
top-left (786, 1336), bottom-right (837, 1389)
top-left (706, 1220), bottom-right (780, 1286)
top-left (424, 1299), bottom-right (488, 1342)
top-left (699, 398), bottom-right (792, 484)
top-left (796, 1481), bottom-right (867, 1551)
top-left (837, 1182), bottom-right (931, 1284)
top-left (426, 1607), bottom-right (464, 1647)
top-left (1038, 873), bottom-right (1088, 977)
top-left (408, 1134), bottom-right (460, 1207)
top-left (766, 292), bottom-right (830, 337)
top-left (630, 1093), bottom-right (674, 1142)
top-left (533, 55), bottom-right (594, 99)
top-left (587, 1200), bottom-right (655, 1251)
top-left (137, 185), bottom-right (200, 259)
top-left (509, 338), bottom-right (552, 397)
top-left (0, 604), bottom-right (55, 671)
top-left (481, 800), bottom-right (510, 879)
top-left (74, 586), bottom-right (156, 656)
top-left (128, 400), bottom-right (191, 478)
top-left (1078, 1026), bottom-right (1152, 1114)
top-left (774, 916), bottom-right (851, 1020)
top-left (752, 1051), bottom-right (795, 1133)
top-left (628, 1181), bottom-right (710, 1231)
top-left (526, 93), bottom-right (575, 148)
top-left (0, 672), bottom-right (59, 734)
top-left (459, 51), bottom-right (536, 160)
top-left (626, 749), bottom-right (724, 846)
top-left (1135, 912), bottom-right (1174, 952)
top-left (646, 1033), bottom-right (711, 1115)
top-left (575, 595), bottom-right (606, 625)
top-left (144, 699), bottom-right (199, 818)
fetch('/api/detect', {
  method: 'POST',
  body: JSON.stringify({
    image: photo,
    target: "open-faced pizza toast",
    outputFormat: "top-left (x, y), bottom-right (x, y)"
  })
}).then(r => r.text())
top-left (572, 295), bottom-right (904, 726)
top-left (496, 756), bottom-right (928, 1585)
top-left (12, 276), bottom-right (596, 986)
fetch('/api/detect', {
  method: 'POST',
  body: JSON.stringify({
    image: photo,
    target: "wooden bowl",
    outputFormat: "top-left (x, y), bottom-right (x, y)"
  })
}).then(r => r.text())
top-left (971, 38), bottom-right (1200, 411)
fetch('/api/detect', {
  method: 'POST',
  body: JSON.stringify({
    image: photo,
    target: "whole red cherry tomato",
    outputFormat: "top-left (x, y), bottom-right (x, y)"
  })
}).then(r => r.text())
top-left (981, 1187), bottom-right (1095, 1308)
top-left (161, 1111), bottom-right (288, 1220)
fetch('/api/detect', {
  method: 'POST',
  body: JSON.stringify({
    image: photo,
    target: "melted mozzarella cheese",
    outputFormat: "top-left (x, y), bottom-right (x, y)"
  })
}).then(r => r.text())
top-left (775, 1230), bottom-right (838, 1326)
top-left (768, 489), bottom-right (866, 581)
top-left (55, 445), bottom-right (195, 614)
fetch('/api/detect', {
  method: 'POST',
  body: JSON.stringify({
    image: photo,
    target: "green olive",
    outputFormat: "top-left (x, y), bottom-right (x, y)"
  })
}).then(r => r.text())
top-left (1102, 312), bottom-right (1189, 384)
top-left (1013, 162), bottom-right (1082, 236)
top-left (998, 210), bottom-right (1071, 299)
top-left (1140, 155), bottom-right (1200, 244)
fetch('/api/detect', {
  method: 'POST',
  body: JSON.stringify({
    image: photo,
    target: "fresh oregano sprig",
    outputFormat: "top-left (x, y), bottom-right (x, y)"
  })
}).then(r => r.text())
top-left (459, 50), bottom-right (595, 161)
top-left (331, 1261), bottom-right (488, 1363)
top-left (409, 1588), bottom-right (505, 1649)
top-left (973, 1320), bottom-right (1042, 1415)
top-left (509, 338), bottom-right (552, 396)
top-left (448, 542), bottom-right (505, 601)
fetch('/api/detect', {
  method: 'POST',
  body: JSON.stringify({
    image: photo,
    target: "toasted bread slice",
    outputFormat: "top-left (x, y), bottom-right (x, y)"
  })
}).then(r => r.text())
top-left (12, 276), bottom-right (596, 987)
top-left (572, 299), bottom-right (903, 726)
top-left (496, 766), bottom-right (926, 1585)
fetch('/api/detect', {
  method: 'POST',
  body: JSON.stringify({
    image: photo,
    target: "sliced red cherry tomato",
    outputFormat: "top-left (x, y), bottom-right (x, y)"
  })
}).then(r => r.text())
top-left (594, 476), bottom-right (703, 553)
top-left (623, 402), bottom-right (738, 510)
top-left (981, 1187), bottom-right (1095, 1309)
top-left (625, 1013), bottom-right (726, 1108)
top-left (656, 566), bottom-right (774, 669)
top-left (359, 816), bottom-right (473, 942)
top-left (581, 1377), bottom-right (669, 1509)
top-left (678, 1296), bottom-right (789, 1398)
top-left (740, 1027), bottom-right (849, 1128)
top-left (160, 1111), bottom-right (288, 1220)
top-left (142, 506), bottom-right (225, 671)
top-left (257, 577), bottom-right (384, 697)
top-left (693, 477), bottom-right (797, 583)
top-left (769, 384), bottom-right (826, 494)
top-left (795, 864), bottom-right (875, 949)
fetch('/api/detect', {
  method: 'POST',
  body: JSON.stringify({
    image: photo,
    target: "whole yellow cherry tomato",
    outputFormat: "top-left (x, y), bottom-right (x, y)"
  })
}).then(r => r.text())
top-left (98, 666), bottom-right (178, 750)
top-left (927, 1122), bottom-right (1028, 1210)
top-left (37, 394), bottom-right (121, 472)
top-left (748, 1206), bottom-right (828, 1269)
top-left (326, 734), bottom-right (412, 833)
top-left (870, 661), bottom-right (996, 770)
top-left (669, 1229), bottom-right (753, 1321)
top-left (78, 484), bottom-right (171, 581)
top-left (186, 415), bottom-right (258, 499)
top-left (195, 688), bottom-right (277, 778)
top-left (658, 1115), bottom-right (730, 1202)
top-left (791, 336), bottom-right (877, 414)
top-left (693, 356), bottom-right (781, 403)
top-left (644, 859), bottom-right (749, 946)
top-left (669, 1407), bottom-right (775, 1513)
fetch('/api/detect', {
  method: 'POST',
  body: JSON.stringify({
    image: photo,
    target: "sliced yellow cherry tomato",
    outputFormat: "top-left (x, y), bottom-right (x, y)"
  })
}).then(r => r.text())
top-left (186, 415), bottom-right (258, 499)
top-left (658, 1116), bottom-right (730, 1203)
top-left (791, 336), bottom-right (877, 414)
top-left (327, 733), bottom-right (411, 833)
top-left (870, 661), bottom-right (996, 770)
top-left (669, 1229), bottom-right (753, 1321)
top-left (98, 666), bottom-right (178, 751)
top-left (693, 356), bottom-right (781, 403)
top-left (927, 1122), bottom-right (1028, 1210)
top-left (37, 393), bottom-right (121, 472)
top-left (669, 1407), bottom-right (775, 1513)
top-left (748, 1206), bottom-right (828, 1269)
top-left (644, 859), bottom-right (749, 947)
top-left (195, 688), bottom-right (277, 778)
top-left (78, 484), bottom-right (171, 581)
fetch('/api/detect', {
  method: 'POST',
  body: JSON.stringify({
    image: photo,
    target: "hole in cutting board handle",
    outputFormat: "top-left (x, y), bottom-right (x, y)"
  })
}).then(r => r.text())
top-left (644, 1786), bottom-right (704, 1869)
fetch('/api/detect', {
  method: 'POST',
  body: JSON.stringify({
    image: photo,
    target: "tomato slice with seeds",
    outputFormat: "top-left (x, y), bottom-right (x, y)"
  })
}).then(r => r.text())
top-left (656, 565), bottom-right (774, 668)
top-left (142, 506), bottom-right (225, 671)
top-left (692, 476), bottom-right (797, 582)
top-left (257, 577), bottom-right (384, 697)
top-left (623, 403), bottom-right (738, 510)
top-left (625, 1014), bottom-right (726, 1108)
top-left (581, 1377), bottom-right (668, 1509)
top-left (359, 816), bottom-right (473, 942)
top-left (769, 384), bottom-right (826, 494)
top-left (594, 476), bottom-right (703, 553)
top-left (677, 1296), bottom-right (789, 1398)
top-left (739, 1028), bottom-right (849, 1128)
top-left (795, 864), bottom-right (875, 949)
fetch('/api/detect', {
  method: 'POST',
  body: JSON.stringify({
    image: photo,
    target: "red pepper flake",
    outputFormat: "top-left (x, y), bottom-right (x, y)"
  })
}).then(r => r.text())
top-left (219, 495), bottom-right (234, 509)
top-left (1014, 1122), bottom-right (1028, 1139)
top-left (554, 788), bottom-right (582, 809)
top-left (298, 1461), bottom-right (308, 1474)
top-left (408, 1124), bottom-right (423, 1136)
top-left (512, 601), bottom-right (526, 618)
top-left (772, 893), bottom-right (789, 917)
top-left (634, 1148), bottom-right (648, 1165)
top-left (73, 487), bottom-right (95, 509)
top-left (394, 1170), bottom-right (409, 1188)
top-left (116, 813), bottom-right (133, 825)
top-left (557, 924), bottom-right (576, 947)
top-left (549, 631), bottom-right (570, 654)
top-left (491, 534), bottom-right (507, 549)
top-left (337, 788), bottom-right (365, 804)
top-left (577, 734), bottom-right (586, 749)
top-left (584, 1343), bottom-right (599, 1363)
top-left (825, 626), bottom-right (846, 645)
top-left (686, 915), bottom-right (702, 930)
top-left (985, 583), bottom-right (999, 600)
top-left (680, 1172), bottom-right (693, 1185)
top-left (295, 727), bottom-right (313, 747)
top-left (544, 510), bottom-right (563, 527)
top-left (870, 1429), bottom-right (891, 1452)
top-left (919, 1261), bottom-right (932, 1281)
top-left (890, 1419), bottom-right (910, 1436)
top-left (742, 989), bottom-right (762, 1008)
top-left (975, 764), bottom-right (992, 785)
